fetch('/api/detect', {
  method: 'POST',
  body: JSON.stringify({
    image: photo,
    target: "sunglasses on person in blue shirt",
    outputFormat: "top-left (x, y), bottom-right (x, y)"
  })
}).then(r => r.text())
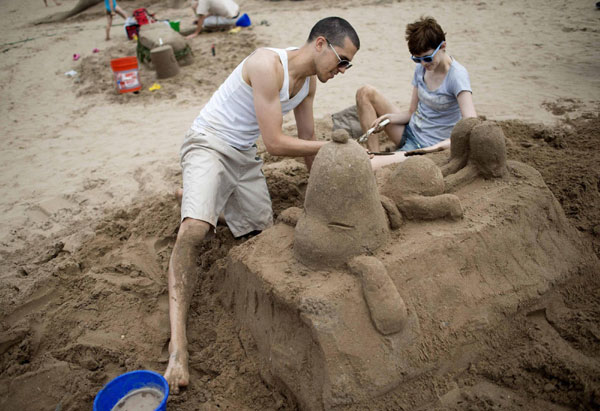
top-left (411, 41), bottom-right (445, 63)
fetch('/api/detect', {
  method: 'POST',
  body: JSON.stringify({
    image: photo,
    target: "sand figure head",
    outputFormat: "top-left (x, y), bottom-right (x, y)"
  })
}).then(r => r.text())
top-left (469, 122), bottom-right (508, 178)
top-left (294, 131), bottom-right (389, 268)
top-left (382, 157), bottom-right (463, 221)
top-left (383, 156), bottom-right (445, 202)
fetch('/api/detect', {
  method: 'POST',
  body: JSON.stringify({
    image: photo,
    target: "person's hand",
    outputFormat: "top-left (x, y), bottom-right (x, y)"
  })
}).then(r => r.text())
top-left (186, 33), bottom-right (198, 40)
top-left (369, 114), bottom-right (390, 134)
top-left (364, 147), bottom-right (374, 159)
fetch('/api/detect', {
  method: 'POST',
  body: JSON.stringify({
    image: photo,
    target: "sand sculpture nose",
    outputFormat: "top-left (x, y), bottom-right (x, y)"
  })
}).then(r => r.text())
top-left (293, 129), bottom-right (389, 268)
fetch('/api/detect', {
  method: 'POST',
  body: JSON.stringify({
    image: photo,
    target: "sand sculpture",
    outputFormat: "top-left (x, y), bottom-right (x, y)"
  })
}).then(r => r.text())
top-left (381, 156), bottom-right (463, 221)
top-left (293, 129), bottom-right (389, 269)
top-left (441, 117), bottom-right (509, 190)
top-left (219, 123), bottom-right (595, 410)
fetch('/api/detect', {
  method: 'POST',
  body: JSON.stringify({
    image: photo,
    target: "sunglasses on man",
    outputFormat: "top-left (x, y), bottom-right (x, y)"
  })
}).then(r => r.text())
top-left (411, 41), bottom-right (445, 63)
top-left (326, 39), bottom-right (353, 70)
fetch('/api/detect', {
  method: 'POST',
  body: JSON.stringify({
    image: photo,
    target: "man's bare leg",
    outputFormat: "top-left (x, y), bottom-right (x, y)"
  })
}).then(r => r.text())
top-left (164, 217), bottom-right (211, 394)
top-left (356, 85), bottom-right (405, 152)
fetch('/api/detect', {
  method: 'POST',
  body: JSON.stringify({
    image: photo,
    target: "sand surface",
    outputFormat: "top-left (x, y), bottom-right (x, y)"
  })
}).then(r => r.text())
top-left (1, 0), bottom-right (599, 409)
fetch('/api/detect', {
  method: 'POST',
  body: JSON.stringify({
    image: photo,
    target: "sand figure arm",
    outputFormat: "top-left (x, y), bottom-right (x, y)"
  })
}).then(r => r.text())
top-left (380, 195), bottom-right (403, 230)
top-left (348, 256), bottom-right (407, 335)
top-left (246, 52), bottom-right (325, 157)
top-left (397, 194), bottom-right (463, 220)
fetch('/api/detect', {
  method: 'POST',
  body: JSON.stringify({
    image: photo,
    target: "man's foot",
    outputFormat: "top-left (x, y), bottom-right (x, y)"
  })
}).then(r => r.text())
top-left (164, 349), bottom-right (189, 395)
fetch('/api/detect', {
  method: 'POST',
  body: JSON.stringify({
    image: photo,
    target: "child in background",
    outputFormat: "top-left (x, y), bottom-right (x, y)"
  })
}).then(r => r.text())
top-left (105, 0), bottom-right (128, 41)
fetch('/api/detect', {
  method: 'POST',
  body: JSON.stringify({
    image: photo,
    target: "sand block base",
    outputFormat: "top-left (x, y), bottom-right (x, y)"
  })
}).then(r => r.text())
top-left (219, 161), bottom-right (596, 410)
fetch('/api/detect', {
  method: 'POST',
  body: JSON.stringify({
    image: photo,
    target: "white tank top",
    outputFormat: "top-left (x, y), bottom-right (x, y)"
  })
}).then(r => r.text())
top-left (191, 47), bottom-right (311, 150)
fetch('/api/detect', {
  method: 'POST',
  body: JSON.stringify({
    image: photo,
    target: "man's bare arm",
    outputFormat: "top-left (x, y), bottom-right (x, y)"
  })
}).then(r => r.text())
top-left (246, 51), bottom-right (325, 157)
top-left (293, 76), bottom-right (318, 170)
top-left (186, 15), bottom-right (207, 39)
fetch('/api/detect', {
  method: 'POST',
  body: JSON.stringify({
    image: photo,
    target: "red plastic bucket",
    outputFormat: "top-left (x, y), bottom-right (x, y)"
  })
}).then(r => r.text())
top-left (110, 56), bottom-right (141, 94)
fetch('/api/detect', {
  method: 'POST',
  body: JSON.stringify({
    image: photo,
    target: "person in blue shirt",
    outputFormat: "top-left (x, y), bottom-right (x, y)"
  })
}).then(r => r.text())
top-left (356, 16), bottom-right (477, 170)
top-left (105, 0), bottom-right (128, 41)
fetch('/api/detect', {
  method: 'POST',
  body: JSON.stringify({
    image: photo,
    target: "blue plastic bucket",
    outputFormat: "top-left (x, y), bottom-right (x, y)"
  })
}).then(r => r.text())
top-left (93, 370), bottom-right (169, 411)
top-left (236, 13), bottom-right (251, 27)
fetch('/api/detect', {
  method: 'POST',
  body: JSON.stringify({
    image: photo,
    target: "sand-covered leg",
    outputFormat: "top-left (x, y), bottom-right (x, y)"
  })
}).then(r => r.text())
top-left (348, 256), bottom-right (407, 335)
top-left (164, 218), bottom-right (211, 394)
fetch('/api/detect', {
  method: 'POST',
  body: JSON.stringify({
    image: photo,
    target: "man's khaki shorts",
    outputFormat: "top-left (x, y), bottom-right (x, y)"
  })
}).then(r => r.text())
top-left (180, 128), bottom-right (273, 237)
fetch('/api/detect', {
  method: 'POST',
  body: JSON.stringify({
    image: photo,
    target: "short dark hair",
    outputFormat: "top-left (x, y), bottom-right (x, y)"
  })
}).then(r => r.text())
top-left (307, 17), bottom-right (360, 49)
top-left (405, 16), bottom-right (446, 55)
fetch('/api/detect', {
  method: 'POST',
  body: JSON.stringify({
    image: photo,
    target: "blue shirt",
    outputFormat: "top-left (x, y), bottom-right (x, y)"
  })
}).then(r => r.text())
top-left (408, 59), bottom-right (472, 148)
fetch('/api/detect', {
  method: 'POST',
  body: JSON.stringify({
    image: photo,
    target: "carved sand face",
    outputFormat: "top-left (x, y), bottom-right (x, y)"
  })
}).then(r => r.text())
top-left (293, 131), bottom-right (389, 268)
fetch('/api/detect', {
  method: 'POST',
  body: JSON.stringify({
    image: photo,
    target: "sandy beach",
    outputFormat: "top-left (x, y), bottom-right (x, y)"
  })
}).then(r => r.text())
top-left (1, 0), bottom-right (599, 409)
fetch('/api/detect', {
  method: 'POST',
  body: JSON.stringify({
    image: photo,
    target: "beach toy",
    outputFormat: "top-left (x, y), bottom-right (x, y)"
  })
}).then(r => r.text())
top-left (149, 83), bottom-right (161, 92)
top-left (73, 53), bottom-right (81, 61)
top-left (110, 56), bottom-right (142, 94)
top-left (168, 20), bottom-right (180, 32)
top-left (236, 13), bottom-right (251, 27)
top-left (93, 370), bottom-right (169, 411)
top-left (228, 26), bottom-right (241, 34)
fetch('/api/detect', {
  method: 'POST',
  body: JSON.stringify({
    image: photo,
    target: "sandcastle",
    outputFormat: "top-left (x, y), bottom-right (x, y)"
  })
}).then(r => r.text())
top-left (218, 121), bottom-right (596, 410)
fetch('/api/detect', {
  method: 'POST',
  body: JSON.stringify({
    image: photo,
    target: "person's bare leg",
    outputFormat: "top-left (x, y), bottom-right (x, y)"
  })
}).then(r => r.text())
top-left (164, 218), bottom-right (211, 394)
top-left (356, 85), bottom-right (404, 152)
top-left (105, 13), bottom-right (113, 40)
top-left (115, 5), bottom-right (127, 19)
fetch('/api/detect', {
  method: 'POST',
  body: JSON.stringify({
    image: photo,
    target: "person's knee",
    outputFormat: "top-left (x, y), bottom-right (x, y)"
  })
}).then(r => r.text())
top-left (177, 218), bottom-right (211, 246)
top-left (356, 84), bottom-right (377, 105)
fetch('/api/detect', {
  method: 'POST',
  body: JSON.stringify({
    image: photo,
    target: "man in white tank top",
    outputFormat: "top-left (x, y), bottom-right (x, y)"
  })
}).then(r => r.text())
top-left (164, 17), bottom-right (360, 394)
